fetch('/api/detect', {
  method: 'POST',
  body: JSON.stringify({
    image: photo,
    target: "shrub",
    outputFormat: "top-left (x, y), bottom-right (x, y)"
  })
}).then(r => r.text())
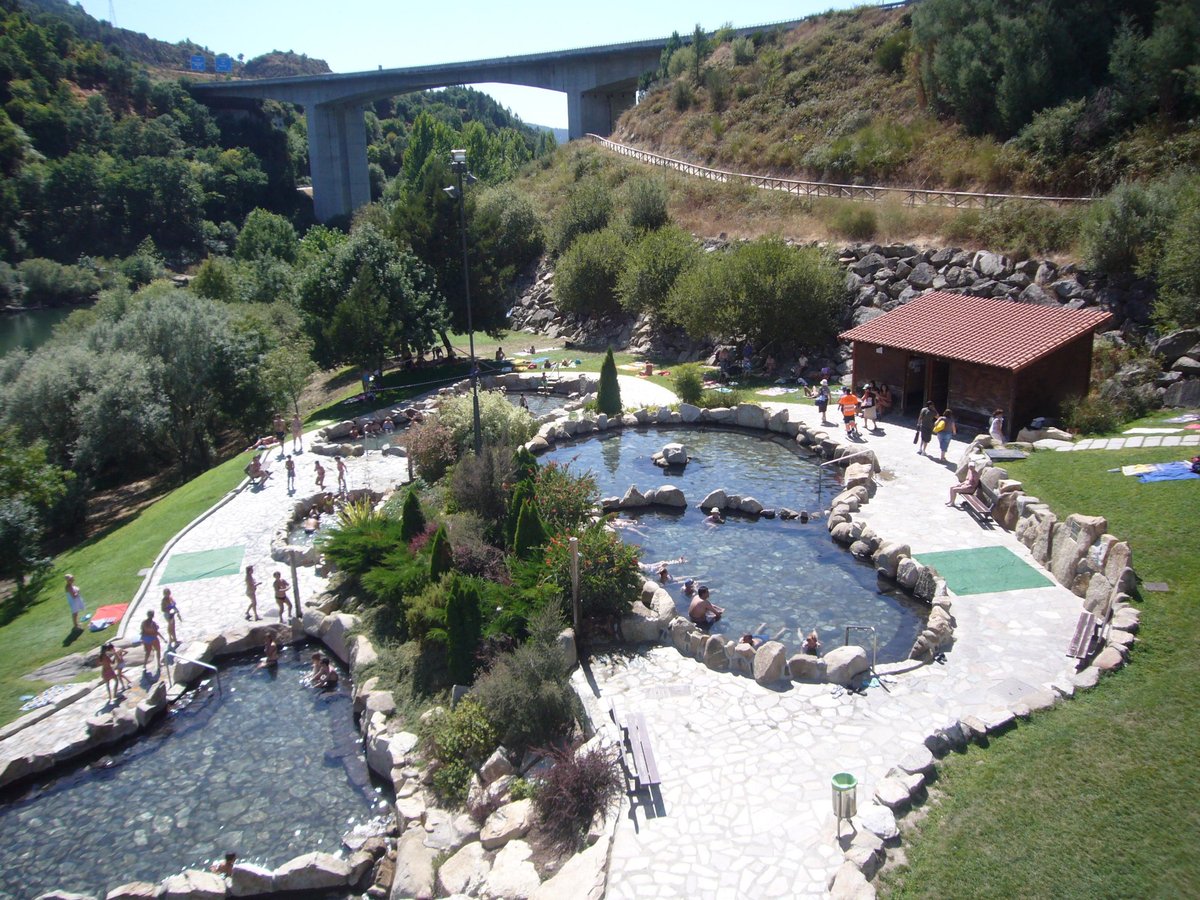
top-left (616, 225), bottom-right (700, 319)
top-left (874, 29), bottom-right (910, 74)
top-left (670, 80), bottom-right (694, 111)
top-left (697, 388), bottom-right (745, 409)
top-left (446, 577), bottom-right (483, 685)
top-left (475, 185), bottom-right (545, 272)
top-left (405, 579), bottom-right (450, 644)
top-left (429, 524), bottom-right (453, 580)
top-left (1061, 393), bottom-right (1127, 436)
top-left (1154, 179), bottom-right (1200, 328)
top-left (667, 45), bottom-right (696, 80)
top-left (554, 228), bottom-right (628, 317)
top-left (362, 546), bottom-right (431, 638)
top-left (731, 35), bottom-right (754, 65)
top-left (400, 489), bottom-right (426, 543)
top-left (829, 203), bottom-right (878, 241)
top-left (550, 179), bottom-right (612, 257)
top-left (543, 523), bottom-right (640, 622)
top-left (513, 499), bottom-right (548, 559)
top-left (450, 446), bottom-right (512, 534)
top-left (704, 68), bottom-right (731, 111)
top-left (320, 515), bottom-right (406, 581)
top-left (16, 258), bottom-right (101, 305)
top-left (511, 446), bottom-right (538, 484)
top-left (622, 176), bottom-right (670, 233)
top-left (422, 699), bottom-right (498, 806)
top-left (472, 605), bottom-right (578, 751)
top-left (596, 348), bottom-right (622, 416)
top-left (506, 478), bottom-right (535, 547)
top-left (673, 364), bottom-right (704, 404)
top-left (975, 201), bottom-right (1081, 258)
top-left (438, 391), bottom-right (536, 453)
top-left (534, 461), bottom-right (599, 533)
top-left (409, 419), bottom-right (459, 483)
top-left (533, 743), bottom-right (623, 846)
top-left (1080, 178), bottom-right (1179, 275)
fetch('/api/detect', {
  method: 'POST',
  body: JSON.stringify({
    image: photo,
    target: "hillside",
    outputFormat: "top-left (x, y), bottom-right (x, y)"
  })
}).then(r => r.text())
top-left (616, 1), bottom-right (1200, 196)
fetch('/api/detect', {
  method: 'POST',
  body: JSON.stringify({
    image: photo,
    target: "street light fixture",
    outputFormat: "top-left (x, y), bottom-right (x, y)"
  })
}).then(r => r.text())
top-left (446, 148), bottom-right (482, 456)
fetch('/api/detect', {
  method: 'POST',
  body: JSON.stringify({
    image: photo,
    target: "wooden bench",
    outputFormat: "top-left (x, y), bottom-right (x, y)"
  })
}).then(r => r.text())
top-left (959, 480), bottom-right (998, 523)
top-left (1066, 611), bottom-right (1100, 659)
top-left (617, 711), bottom-right (661, 790)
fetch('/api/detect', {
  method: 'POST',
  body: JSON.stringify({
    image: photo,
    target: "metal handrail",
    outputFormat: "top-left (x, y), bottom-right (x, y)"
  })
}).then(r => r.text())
top-left (843, 624), bottom-right (878, 672)
top-left (165, 650), bottom-right (222, 696)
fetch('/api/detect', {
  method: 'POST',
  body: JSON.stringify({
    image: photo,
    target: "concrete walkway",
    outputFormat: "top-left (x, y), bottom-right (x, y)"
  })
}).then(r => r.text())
top-left (596, 402), bottom-right (1084, 898)
top-left (1063, 434), bottom-right (1199, 451)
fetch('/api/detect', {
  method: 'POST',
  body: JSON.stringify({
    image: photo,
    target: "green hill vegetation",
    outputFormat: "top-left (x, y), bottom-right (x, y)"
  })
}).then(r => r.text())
top-left (619, 0), bottom-right (1200, 195)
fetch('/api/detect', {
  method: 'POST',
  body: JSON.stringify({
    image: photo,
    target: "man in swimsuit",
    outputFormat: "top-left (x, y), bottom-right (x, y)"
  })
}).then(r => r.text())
top-left (314, 460), bottom-right (326, 489)
top-left (273, 572), bottom-right (293, 620)
top-left (285, 455), bottom-right (295, 492)
top-left (140, 611), bottom-right (163, 675)
top-left (272, 414), bottom-right (286, 457)
top-left (259, 633), bottom-right (280, 668)
top-left (244, 565), bottom-right (261, 621)
top-left (688, 585), bottom-right (724, 627)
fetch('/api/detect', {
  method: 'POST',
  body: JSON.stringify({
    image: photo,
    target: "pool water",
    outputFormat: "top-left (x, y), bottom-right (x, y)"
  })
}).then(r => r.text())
top-left (542, 427), bottom-right (927, 660)
top-left (0, 647), bottom-right (389, 900)
top-left (503, 391), bottom-right (564, 418)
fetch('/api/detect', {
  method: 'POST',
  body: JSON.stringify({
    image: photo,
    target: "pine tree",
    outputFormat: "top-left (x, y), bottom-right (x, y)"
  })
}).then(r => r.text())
top-left (400, 489), bottom-right (426, 543)
top-left (597, 347), bottom-right (621, 416)
top-left (506, 478), bottom-right (535, 547)
top-left (445, 577), bottom-right (482, 685)
top-left (513, 498), bottom-right (548, 559)
top-left (429, 524), bottom-right (453, 580)
top-left (512, 445), bottom-right (538, 484)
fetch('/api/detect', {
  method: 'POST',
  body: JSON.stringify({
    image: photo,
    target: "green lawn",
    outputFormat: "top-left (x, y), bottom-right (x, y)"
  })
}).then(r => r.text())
top-left (0, 451), bottom-right (253, 726)
top-left (884, 445), bottom-right (1200, 897)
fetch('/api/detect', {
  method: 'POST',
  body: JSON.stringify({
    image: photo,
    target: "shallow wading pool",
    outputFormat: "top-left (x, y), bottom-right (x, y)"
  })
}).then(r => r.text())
top-left (541, 427), bottom-right (927, 660)
top-left (503, 390), bottom-right (566, 418)
top-left (0, 647), bottom-right (388, 900)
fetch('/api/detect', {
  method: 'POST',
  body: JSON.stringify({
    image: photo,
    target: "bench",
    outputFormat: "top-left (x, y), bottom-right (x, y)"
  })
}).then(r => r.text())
top-left (616, 710), bottom-right (661, 790)
top-left (959, 480), bottom-right (998, 523)
top-left (1066, 611), bottom-right (1100, 659)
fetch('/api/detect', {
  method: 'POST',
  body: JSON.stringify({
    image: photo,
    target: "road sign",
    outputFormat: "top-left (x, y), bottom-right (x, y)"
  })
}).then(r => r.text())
top-left (189, 54), bottom-right (206, 72)
top-left (215, 54), bottom-right (232, 73)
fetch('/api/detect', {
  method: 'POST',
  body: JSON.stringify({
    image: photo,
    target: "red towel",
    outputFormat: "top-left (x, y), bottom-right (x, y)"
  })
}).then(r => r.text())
top-left (93, 603), bottom-right (129, 623)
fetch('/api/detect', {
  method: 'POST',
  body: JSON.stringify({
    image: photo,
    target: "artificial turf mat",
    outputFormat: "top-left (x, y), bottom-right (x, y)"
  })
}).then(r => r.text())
top-left (914, 545), bottom-right (1053, 596)
top-left (159, 546), bottom-right (245, 584)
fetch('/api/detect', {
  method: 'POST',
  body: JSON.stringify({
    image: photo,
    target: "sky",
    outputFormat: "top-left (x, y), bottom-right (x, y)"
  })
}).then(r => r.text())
top-left (76, 0), bottom-right (861, 128)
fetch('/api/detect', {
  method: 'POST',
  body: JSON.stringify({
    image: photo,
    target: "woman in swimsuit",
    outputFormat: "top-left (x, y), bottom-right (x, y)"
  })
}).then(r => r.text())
top-left (100, 642), bottom-right (119, 701)
top-left (160, 588), bottom-right (182, 648)
top-left (140, 611), bottom-right (163, 674)
top-left (111, 644), bottom-right (132, 692)
top-left (244, 565), bottom-right (260, 621)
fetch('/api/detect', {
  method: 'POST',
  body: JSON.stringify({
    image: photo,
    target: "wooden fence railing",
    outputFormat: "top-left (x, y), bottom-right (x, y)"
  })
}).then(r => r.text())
top-left (587, 135), bottom-right (1092, 210)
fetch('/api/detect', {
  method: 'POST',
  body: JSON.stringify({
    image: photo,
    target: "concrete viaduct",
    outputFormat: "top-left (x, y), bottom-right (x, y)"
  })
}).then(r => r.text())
top-left (190, 21), bottom-right (805, 221)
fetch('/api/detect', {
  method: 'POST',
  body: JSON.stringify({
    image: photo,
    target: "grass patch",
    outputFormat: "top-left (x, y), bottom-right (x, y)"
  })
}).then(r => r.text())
top-left (884, 445), bottom-right (1200, 896)
top-left (0, 451), bottom-right (252, 726)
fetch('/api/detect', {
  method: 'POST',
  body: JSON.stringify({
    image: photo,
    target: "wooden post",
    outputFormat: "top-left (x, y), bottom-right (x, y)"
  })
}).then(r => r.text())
top-left (289, 560), bottom-right (301, 624)
top-left (569, 536), bottom-right (580, 635)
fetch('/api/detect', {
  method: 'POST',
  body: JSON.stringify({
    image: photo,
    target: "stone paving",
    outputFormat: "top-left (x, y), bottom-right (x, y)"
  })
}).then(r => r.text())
top-left (595, 402), bottom-right (1085, 898)
top-left (1065, 433), bottom-right (1199, 451)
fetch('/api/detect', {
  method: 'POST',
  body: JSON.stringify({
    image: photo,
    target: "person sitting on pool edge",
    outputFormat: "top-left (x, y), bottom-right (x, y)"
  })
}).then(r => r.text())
top-left (689, 585), bottom-right (724, 627)
top-left (803, 629), bottom-right (822, 655)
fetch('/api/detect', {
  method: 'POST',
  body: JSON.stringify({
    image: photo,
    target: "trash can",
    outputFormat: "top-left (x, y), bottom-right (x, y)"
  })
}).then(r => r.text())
top-left (831, 772), bottom-right (858, 822)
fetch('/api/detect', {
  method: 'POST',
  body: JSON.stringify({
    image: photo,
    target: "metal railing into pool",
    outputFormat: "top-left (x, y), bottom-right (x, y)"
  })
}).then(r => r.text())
top-left (843, 624), bottom-right (878, 673)
top-left (165, 650), bottom-right (221, 696)
top-left (817, 449), bottom-right (878, 509)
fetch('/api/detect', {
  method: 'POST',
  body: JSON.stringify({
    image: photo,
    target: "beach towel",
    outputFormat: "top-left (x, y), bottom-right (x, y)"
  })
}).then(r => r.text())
top-left (1123, 427), bottom-right (1183, 434)
top-left (88, 602), bottom-right (129, 631)
top-left (759, 386), bottom-right (800, 396)
top-left (1136, 461), bottom-right (1200, 483)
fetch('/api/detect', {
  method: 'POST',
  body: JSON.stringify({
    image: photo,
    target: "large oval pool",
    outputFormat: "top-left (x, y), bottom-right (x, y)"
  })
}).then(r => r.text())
top-left (542, 426), bottom-right (927, 660)
top-left (0, 646), bottom-right (388, 900)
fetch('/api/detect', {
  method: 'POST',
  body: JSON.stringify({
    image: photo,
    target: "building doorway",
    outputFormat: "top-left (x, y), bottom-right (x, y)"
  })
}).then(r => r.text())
top-left (928, 358), bottom-right (950, 412)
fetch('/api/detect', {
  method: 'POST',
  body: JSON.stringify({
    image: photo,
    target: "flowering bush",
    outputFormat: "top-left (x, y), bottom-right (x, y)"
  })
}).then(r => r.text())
top-left (438, 391), bottom-right (537, 452)
top-left (534, 462), bottom-right (598, 533)
top-left (408, 418), bottom-right (458, 483)
top-left (543, 523), bottom-right (640, 621)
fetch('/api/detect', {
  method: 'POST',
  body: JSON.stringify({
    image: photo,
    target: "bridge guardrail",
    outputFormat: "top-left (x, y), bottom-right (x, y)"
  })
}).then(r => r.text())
top-left (586, 135), bottom-right (1093, 210)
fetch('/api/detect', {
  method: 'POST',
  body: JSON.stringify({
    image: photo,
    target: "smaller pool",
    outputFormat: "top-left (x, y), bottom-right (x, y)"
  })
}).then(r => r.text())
top-left (503, 391), bottom-right (564, 418)
top-left (288, 519), bottom-right (338, 547)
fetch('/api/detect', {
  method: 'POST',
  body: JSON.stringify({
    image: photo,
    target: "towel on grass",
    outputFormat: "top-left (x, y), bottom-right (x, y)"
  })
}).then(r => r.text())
top-left (1136, 461), bottom-right (1200, 483)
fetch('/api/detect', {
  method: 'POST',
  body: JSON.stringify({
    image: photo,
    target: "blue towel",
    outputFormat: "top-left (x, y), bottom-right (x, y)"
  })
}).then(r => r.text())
top-left (1138, 462), bottom-right (1200, 483)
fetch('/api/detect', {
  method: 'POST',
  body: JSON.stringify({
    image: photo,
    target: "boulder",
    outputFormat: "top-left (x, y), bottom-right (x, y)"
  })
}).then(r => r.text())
top-left (824, 646), bottom-right (869, 686)
top-left (480, 798), bottom-right (533, 850)
top-left (737, 496), bottom-right (764, 515)
top-left (788, 654), bottom-right (825, 681)
top-left (679, 403), bottom-right (701, 423)
top-left (874, 777), bottom-right (913, 810)
top-left (481, 839), bottom-right (541, 900)
top-left (480, 748), bottom-right (515, 786)
top-left (531, 834), bottom-right (609, 900)
top-left (619, 485), bottom-right (647, 508)
top-left (392, 829), bottom-right (435, 900)
top-left (160, 870), bottom-right (227, 900)
top-left (1164, 379), bottom-right (1200, 407)
top-left (436, 842), bottom-right (490, 897)
top-left (558, 628), bottom-right (578, 668)
top-left (733, 403), bottom-right (767, 429)
top-left (851, 252), bottom-right (888, 277)
top-left (422, 808), bottom-right (477, 854)
top-left (874, 542), bottom-right (910, 579)
top-left (702, 635), bottom-right (731, 671)
top-left (829, 861), bottom-right (875, 900)
top-left (106, 884), bottom-right (164, 900)
top-left (748, 641), bottom-right (785, 684)
top-left (651, 484), bottom-right (687, 508)
top-left (273, 852), bottom-right (354, 892)
top-left (1151, 327), bottom-right (1200, 363)
top-left (226, 862), bottom-right (276, 899)
top-left (658, 443), bottom-right (688, 466)
top-left (698, 489), bottom-right (728, 511)
top-left (1050, 514), bottom-right (1108, 589)
top-left (858, 803), bottom-right (899, 840)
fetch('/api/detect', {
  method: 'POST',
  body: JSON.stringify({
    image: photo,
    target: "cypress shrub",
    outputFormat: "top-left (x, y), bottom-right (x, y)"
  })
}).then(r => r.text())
top-left (512, 445), bottom-right (539, 483)
top-left (513, 498), bottom-right (548, 559)
top-left (597, 347), bottom-right (621, 416)
top-left (429, 524), bottom-right (453, 580)
top-left (506, 479), bottom-right (535, 547)
top-left (400, 489), bottom-right (426, 543)
top-left (445, 577), bottom-right (483, 685)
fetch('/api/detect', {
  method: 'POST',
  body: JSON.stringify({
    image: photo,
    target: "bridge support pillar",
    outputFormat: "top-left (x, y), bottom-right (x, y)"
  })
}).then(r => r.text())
top-left (306, 102), bottom-right (371, 222)
top-left (567, 88), bottom-right (635, 140)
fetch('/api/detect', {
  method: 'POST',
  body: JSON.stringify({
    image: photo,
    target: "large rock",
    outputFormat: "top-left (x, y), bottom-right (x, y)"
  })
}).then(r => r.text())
top-left (619, 485), bottom-right (647, 508)
top-left (160, 870), bottom-right (227, 900)
top-left (788, 654), bottom-right (825, 681)
top-left (874, 542), bottom-right (910, 579)
top-left (973, 250), bottom-right (1013, 279)
top-left (1164, 379), bottom-right (1200, 407)
top-left (273, 852), bottom-right (354, 892)
top-left (752, 641), bottom-right (788, 684)
top-left (392, 829), bottom-right (435, 900)
top-left (480, 798), bottom-right (533, 850)
top-left (531, 834), bottom-right (609, 900)
top-left (698, 489), bottom-right (728, 511)
top-left (825, 646), bottom-right (870, 686)
top-left (651, 484), bottom-right (687, 508)
top-left (678, 403), bottom-right (701, 423)
top-left (1050, 514), bottom-right (1108, 589)
top-left (703, 635), bottom-right (731, 671)
top-left (106, 883), bottom-right (165, 900)
top-left (737, 496), bottom-right (764, 515)
top-left (1151, 327), bottom-right (1200, 363)
top-left (659, 443), bottom-right (688, 466)
top-left (481, 840), bottom-right (541, 900)
top-left (436, 842), bottom-right (490, 897)
top-left (733, 403), bottom-right (767, 429)
top-left (229, 863), bottom-right (275, 897)
top-left (480, 748), bottom-right (515, 786)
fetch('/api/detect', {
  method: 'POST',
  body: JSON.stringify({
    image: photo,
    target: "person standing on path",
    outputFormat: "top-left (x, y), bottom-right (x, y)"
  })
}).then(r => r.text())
top-left (916, 400), bottom-right (938, 456)
top-left (989, 408), bottom-right (1007, 446)
top-left (314, 460), bottom-right (326, 490)
top-left (140, 611), bottom-right (163, 676)
top-left (935, 408), bottom-right (957, 462)
top-left (336, 457), bottom-right (348, 494)
top-left (291, 414), bottom-right (303, 453)
top-left (64, 573), bottom-right (86, 630)
top-left (860, 384), bottom-right (879, 434)
top-left (244, 565), bottom-right (261, 621)
top-left (285, 455), bottom-right (295, 493)
top-left (837, 387), bottom-right (861, 439)
top-left (815, 380), bottom-right (831, 426)
top-left (272, 414), bottom-right (286, 458)
top-left (160, 588), bottom-right (182, 648)
top-left (273, 571), bottom-right (293, 620)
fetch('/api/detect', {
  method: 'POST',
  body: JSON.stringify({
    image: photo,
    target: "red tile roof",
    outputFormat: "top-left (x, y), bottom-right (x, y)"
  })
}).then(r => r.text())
top-left (839, 292), bottom-right (1112, 372)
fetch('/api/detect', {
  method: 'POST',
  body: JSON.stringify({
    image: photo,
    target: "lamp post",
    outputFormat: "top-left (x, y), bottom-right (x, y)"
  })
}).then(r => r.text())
top-left (445, 148), bottom-right (482, 456)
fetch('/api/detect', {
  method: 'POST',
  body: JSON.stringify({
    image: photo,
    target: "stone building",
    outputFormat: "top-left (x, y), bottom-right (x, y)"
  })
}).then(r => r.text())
top-left (839, 291), bottom-right (1112, 436)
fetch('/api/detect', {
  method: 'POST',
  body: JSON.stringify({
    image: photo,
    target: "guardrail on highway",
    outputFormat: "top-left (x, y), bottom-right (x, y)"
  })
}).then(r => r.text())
top-left (587, 135), bottom-right (1092, 210)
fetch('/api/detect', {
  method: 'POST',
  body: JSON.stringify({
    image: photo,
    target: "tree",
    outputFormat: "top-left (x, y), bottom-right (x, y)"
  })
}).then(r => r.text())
top-left (262, 337), bottom-right (316, 417)
top-left (513, 498), bottom-right (548, 559)
top-left (550, 179), bottom-right (612, 257)
top-left (0, 427), bottom-right (70, 586)
top-left (236, 207), bottom-right (298, 263)
top-left (445, 576), bottom-right (482, 685)
top-left (400, 489), bottom-right (427, 543)
top-left (506, 478), bottom-right (534, 548)
top-left (429, 524), bottom-right (453, 580)
top-left (0, 497), bottom-right (48, 588)
top-left (621, 175), bottom-right (669, 233)
top-left (617, 225), bottom-right (699, 319)
top-left (554, 227), bottom-right (627, 316)
top-left (1154, 180), bottom-right (1200, 327)
top-left (597, 348), bottom-right (622, 416)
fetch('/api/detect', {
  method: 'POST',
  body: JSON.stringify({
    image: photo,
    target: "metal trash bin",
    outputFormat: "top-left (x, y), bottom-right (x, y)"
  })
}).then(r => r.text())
top-left (831, 772), bottom-right (858, 823)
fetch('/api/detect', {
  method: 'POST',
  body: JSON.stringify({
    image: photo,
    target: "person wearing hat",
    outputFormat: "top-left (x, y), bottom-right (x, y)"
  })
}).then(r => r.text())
top-left (682, 579), bottom-right (697, 598)
top-left (689, 585), bottom-right (724, 627)
top-left (704, 506), bottom-right (724, 525)
top-left (814, 380), bottom-right (831, 425)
